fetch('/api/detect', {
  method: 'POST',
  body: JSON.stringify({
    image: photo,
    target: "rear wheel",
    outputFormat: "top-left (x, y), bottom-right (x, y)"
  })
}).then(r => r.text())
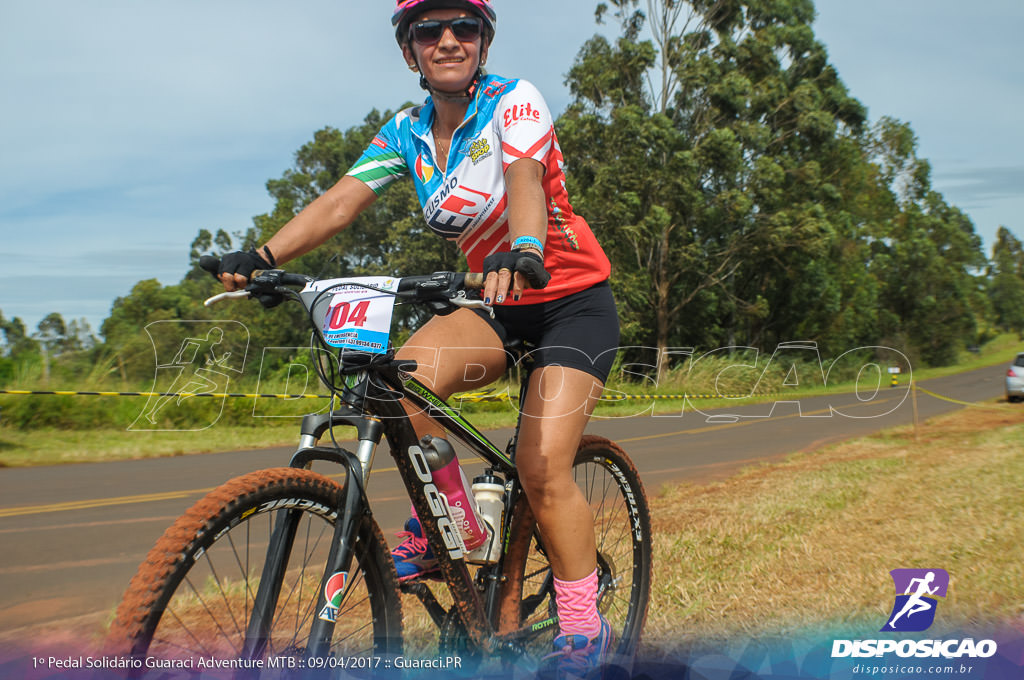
top-left (107, 468), bottom-right (403, 665)
top-left (498, 436), bottom-right (652, 667)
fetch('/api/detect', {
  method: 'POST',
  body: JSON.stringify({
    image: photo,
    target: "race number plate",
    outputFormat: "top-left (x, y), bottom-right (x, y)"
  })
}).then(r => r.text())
top-left (305, 277), bottom-right (399, 354)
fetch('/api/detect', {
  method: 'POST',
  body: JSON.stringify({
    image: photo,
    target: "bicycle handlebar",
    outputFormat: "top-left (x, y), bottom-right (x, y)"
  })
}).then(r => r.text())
top-left (199, 255), bottom-right (311, 287)
top-left (198, 255), bottom-right (486, 311)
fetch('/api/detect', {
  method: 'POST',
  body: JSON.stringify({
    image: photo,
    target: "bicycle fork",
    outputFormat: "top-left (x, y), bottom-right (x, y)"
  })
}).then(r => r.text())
top-left (238, 446), bottom-right (370, 661)
top-left (241, 411), bottom-right (383, 662)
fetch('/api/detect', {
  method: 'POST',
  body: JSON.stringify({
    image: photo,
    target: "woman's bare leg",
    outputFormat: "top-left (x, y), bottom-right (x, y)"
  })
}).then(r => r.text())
top-left (514, 365), bottom-right (604, 581)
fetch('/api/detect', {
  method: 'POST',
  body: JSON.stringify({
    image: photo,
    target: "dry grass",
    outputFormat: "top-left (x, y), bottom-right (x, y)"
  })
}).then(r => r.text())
top-left (643, 405), bottom-right (1024, 653)
top-left (6, 399), bottom-right (1023, 666)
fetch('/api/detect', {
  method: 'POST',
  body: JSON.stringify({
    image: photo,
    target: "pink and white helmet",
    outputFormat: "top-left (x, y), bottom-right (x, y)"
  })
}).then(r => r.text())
top-left (392, 0), bottom-right (496, 43)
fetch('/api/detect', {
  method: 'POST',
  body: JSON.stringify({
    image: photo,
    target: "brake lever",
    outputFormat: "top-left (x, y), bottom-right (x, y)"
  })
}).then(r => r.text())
top-left (448, 291), bottom-right (494, 318)
top-left (204, 290), bottom-right (251, 307)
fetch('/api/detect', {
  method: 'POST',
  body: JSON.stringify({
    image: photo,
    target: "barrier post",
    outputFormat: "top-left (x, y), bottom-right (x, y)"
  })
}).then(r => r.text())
top-left (912, 381), bottom-right (920, 442)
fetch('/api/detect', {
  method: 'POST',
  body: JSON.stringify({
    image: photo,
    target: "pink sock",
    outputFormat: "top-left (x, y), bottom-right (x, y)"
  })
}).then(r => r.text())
top-left (553, 568), bottom-right (601, 640)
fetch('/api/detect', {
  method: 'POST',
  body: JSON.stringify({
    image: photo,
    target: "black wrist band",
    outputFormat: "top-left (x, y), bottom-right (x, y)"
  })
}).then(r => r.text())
top-left (261, 245), bottom-right (277, 267)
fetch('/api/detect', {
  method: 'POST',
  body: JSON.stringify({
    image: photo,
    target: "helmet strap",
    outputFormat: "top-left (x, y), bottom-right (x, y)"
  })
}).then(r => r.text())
top-left (417, 63), bottom-right (483, 103)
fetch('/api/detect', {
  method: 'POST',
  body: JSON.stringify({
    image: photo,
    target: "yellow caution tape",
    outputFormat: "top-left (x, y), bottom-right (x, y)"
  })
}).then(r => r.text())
top-left (0, 389), bottom-right (326, 399)
top-left (1, 388), bottom-right (759, 402)
top-left (912, 384), bottom-right (1014, 410)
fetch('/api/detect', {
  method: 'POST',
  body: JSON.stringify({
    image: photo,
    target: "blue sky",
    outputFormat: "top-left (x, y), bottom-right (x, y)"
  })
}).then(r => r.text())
top-left (2, 0), bottom-right (1022, 337)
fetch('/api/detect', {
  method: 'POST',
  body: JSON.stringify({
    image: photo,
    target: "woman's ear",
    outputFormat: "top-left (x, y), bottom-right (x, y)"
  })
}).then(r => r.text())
top-left (401, 42), bottom-right (418, 71)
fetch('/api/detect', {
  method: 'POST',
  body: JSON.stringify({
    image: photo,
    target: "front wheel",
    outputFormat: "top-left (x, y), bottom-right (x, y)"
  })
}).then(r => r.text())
top-left (498, 436), bottom-right (652, 666)
top-left (106, 467), bottom-right (403, 666)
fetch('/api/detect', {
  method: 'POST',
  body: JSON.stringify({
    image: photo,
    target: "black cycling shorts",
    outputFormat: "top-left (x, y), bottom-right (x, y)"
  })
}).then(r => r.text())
top-left (474, 280), bottom-right (620, 384)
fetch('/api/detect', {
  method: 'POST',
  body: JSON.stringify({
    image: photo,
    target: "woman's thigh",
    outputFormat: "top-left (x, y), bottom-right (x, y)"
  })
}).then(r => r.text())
top-left (514, 364), bottom-right (604, 484)
top-left (395, 307), bottom-right (508, 398)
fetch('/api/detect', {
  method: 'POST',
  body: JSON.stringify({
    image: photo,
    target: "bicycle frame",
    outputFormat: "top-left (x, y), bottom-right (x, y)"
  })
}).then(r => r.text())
top-left (106, 265), bottom-right (645, 675)
top-left (244, 356), bottom-right (533, 662)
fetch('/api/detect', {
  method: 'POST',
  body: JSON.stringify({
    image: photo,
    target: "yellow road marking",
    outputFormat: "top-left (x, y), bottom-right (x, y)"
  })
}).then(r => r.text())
top-left (618, 395), bottom-right (902, 443)
top-left (0, 395), bottom-right (903, 519)
top-left (0, 488), bottom-right (217, 518)
top-left (0, 468), bottom-right (402, 519)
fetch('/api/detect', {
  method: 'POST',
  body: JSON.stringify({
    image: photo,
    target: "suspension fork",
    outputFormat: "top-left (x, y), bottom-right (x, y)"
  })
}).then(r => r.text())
top-left (305, 457), bottom-right (368, 659)
top-left (300, 415), bottom-right (384, 659)
top-left (238, 447), bottom-right (369, 660)
top-left (241, 410), bottom-right (383, 661)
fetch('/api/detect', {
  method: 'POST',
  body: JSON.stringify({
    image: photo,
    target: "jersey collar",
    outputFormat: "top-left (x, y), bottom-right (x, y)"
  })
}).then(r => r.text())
top-left (411, 73), bottom-right (493, 141)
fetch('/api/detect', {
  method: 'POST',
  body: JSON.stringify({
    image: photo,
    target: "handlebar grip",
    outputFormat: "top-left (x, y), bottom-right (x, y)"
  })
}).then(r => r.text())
top-left (281, 273), bottom-right (311, 287)
top-left (252, 270), bottom-right (310, 287)
top-left (465, 272), bottom-right (484, 289)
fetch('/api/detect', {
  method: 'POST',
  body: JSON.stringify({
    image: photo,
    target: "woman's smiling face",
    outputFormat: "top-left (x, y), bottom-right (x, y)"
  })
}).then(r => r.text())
top-left (403, 8), bottom-right (488, 95)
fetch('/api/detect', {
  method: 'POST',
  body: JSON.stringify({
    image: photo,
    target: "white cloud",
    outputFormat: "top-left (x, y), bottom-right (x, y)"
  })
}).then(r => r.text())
top-left (1, 0), bottom-right (1022, 334)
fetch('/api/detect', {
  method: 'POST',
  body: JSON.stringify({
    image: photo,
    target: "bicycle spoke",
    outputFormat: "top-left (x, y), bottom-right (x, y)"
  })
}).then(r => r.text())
top-left (274, 514), bottom-right (331, 651)
top-left (245, 520), bottom-right (252, 627)
top-left (153, 607), bottom-right (213, 658)
top-left (202, 547), bottom-right (246, 643)
top-left (225, 527), bottom-right (259, 627)
top-left (110, 467), bottom-right (401, 667)
top-left (179, 573), bottom-right (241, 656)
top-left (503, 443), bottom-right (650, 666)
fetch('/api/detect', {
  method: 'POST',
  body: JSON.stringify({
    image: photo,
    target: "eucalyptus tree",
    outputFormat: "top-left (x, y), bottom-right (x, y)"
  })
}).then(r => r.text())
top-left (987, 226), bottom-right (1024, 335)
top-left (559, 0), bottom-right (869, 371)
top-left (865, 117), bottom-right (987, 364)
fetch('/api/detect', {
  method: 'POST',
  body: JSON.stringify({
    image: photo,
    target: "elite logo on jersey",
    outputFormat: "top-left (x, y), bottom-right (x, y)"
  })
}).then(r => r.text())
top-left (503, 102), bottom-right (542, 129)
top-left (415, 154), bottom-right (434, 184)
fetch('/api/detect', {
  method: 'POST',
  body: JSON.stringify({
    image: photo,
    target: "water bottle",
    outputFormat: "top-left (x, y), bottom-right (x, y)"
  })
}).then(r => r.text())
top-left (467, 470), bottom-right (506, 564)
top-left (419, 435), bottom-right (489, 551)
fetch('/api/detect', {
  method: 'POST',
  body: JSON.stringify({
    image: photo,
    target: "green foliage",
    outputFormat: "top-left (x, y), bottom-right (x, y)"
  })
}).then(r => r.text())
top-left (560, 0), bottom-right (993, 370)
top-left (4, 1), bottom-right (1021, 435)
top-left (988, 227), bottom-right (1024, 335)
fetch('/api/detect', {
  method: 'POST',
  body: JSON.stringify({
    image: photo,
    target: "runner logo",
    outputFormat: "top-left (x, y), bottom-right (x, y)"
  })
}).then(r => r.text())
top-left (881, 568), bottom-right (949, 632)
top-left (130, 320), bottom-right (248, 431)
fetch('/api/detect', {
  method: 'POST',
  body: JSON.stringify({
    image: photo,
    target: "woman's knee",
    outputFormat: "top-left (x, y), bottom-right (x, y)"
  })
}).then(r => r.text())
top-left (395, 311), bottom-right (507, 397)
top-left (517, 450), bottom-right (574, 501)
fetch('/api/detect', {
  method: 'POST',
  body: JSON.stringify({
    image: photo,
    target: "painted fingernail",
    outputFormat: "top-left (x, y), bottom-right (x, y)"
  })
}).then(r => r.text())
top-left (496, 295), bottom-right (504, 304)
top-left (513, 294), bottom-right (520, 301)
top-left (484, 297), bottom-right (491, 304)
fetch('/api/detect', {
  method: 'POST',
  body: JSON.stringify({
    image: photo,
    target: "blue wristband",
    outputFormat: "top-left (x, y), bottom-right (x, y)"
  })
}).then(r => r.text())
top-left (512, 235), bottom-right (544, 253)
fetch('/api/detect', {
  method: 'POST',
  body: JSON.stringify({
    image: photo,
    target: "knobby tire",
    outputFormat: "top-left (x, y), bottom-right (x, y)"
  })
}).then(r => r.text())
top-left (106, 468), bottom-right (402, 667)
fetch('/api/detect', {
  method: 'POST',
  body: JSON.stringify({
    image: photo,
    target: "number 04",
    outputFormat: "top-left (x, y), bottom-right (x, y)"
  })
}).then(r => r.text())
top-left (327, 300), bottom-right (371, 329)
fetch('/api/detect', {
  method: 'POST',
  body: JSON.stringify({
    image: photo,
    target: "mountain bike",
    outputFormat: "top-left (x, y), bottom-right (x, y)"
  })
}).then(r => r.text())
top-left (105, 260), bottom-right (651, 677)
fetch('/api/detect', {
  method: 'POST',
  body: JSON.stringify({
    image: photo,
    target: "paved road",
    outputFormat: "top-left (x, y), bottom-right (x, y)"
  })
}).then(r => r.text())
top-left (0, 364), bottom-right (1008, 636)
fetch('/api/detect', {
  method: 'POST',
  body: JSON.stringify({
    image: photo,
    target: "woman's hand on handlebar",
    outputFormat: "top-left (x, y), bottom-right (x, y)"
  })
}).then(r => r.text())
top-left (211, 248), bottom-right (276, 291)
top-left (481, 250), bottom-right (550, 305)
top-left (198, 251), bottom-right (295, 309)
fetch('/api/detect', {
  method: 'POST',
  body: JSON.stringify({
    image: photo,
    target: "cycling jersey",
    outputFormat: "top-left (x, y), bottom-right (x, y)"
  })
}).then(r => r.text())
top-left (345, 74), bottom-right (610, 304)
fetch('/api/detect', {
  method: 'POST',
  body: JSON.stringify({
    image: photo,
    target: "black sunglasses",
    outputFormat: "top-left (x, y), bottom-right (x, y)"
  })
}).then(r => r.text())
top-left (409, 17), bottom-right (484, 46)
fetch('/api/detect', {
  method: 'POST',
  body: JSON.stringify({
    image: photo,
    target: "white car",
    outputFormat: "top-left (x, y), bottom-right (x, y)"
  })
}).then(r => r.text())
top-left (1006, 353), bottom-right (1024, 403)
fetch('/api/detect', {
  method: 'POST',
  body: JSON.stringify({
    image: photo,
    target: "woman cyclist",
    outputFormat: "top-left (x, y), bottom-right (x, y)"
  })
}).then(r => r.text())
top-left (214, 1), bottom-right (619, 675)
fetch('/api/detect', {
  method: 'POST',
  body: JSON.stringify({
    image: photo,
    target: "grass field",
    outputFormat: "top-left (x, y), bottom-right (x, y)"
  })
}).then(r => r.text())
top-left (641, 403), bottom-right (1024, 654)
top-left (4, 396), bottom-right (1022, 669)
